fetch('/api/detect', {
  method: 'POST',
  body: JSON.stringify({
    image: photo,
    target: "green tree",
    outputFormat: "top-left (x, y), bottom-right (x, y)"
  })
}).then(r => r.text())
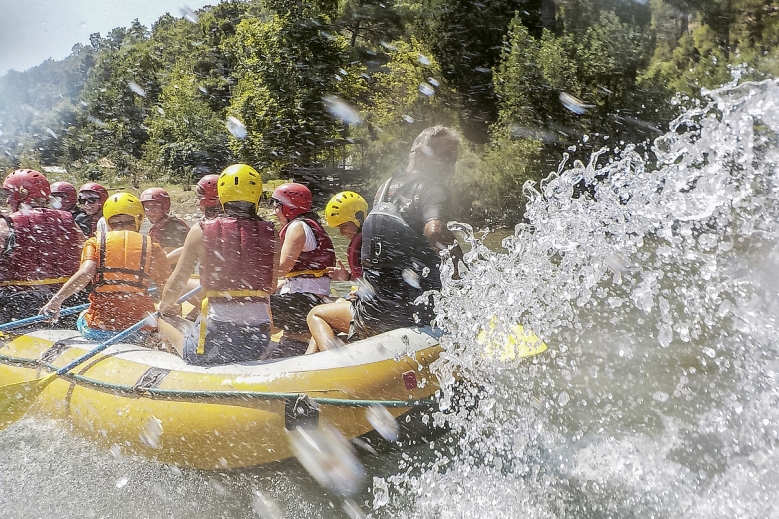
top-left (226, 4), bottom-right (348, 170)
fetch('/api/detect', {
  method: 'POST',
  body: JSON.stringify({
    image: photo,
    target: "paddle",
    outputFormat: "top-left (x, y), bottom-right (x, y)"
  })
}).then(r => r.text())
top-left (477, 317), bottom-right (548, 361)
top-left (0, 303), bottom-right (90, 333)
top-left (0, 286), bottom-right (201, 431)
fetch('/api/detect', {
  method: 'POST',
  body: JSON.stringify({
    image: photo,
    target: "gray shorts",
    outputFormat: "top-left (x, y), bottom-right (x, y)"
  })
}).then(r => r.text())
top-left (182, 316), bottom-right (271, 366)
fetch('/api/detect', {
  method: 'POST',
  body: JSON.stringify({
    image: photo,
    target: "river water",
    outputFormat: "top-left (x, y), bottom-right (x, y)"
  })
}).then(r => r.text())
top-left (2, 79), bottom-right (778, 518)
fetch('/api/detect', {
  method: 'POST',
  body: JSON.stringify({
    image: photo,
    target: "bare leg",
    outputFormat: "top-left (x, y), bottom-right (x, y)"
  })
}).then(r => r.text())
top-left (306, 301), bottom-right (353, 354)
top-left (157, 315), bottom-right (193, 358)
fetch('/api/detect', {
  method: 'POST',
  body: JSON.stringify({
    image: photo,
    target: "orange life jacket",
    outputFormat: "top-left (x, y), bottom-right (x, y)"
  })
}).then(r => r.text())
top-left (92, 231), bottom-right (153, 294)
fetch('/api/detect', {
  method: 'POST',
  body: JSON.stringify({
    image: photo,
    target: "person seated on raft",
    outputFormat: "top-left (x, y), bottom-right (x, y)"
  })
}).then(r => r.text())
top-left (51, 181), bottom-right (86, 222)
top-left (75, 182), bottom-right (109, 237)
top-left (140, 187), bottom-right (190, 253)
top-left (0, 169), bottom-right (85, 324)
top-left (40, 193), bottom-right (171, 342)
top-left (306, 125), bottom-right (465, 353)
top-left (157, 164), bottom-right (280, 366)
top-left (268, 182), bottom-right (335, 357)
top-left (305, 191), bottom-right (368, 353)
top-left (165, 174), bottom-right (221, 267)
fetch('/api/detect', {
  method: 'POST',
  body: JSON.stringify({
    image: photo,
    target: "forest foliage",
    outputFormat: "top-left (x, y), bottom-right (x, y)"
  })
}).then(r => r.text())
top-left (0, 0), bottom-right (777, 225)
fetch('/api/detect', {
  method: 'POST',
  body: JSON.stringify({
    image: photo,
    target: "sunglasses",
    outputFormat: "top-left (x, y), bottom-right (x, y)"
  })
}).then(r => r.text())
top-left (272, 199), bottom-right (282, 208)
top-left (79, 196), bottom-right (101, 205)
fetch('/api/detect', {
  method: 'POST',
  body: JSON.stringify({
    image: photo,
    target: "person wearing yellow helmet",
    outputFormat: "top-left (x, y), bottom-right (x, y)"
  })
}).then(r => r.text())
top-left (157, 164), bottom-right (280, 365)
top-left (304, 191), bottom-right (369, 354)
top-left (323, 191), bottom-right (368, 281)
top-left (41, 192), bottom-right (171, 341)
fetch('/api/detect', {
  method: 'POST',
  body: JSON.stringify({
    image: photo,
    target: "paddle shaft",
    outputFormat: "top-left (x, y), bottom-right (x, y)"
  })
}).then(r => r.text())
top-left (0, 303), bottom-right (90, 332)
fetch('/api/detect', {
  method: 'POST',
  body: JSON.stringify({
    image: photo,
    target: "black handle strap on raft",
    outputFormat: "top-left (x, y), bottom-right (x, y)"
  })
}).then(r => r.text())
top-left (285, 394), bottom-right (319, 430)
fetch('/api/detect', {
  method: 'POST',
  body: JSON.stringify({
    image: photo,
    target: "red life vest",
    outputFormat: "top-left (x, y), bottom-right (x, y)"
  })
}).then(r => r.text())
top-left (148, 215), bottom-right (189, 249)
top-left (347, 232), bottom-right (363, 279)
top-left (279, 217), bottom-right (335, 278)
top-left (201, 217), bottom-right (275, 302)
top-left (0, 209), bottom-right (82, 289)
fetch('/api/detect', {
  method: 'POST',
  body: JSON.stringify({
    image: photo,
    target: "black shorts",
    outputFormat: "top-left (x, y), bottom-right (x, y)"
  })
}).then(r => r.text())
top-left (270, 292), bottom-right (328, 335)
top-left (350, 293), bottom-right (436, 338)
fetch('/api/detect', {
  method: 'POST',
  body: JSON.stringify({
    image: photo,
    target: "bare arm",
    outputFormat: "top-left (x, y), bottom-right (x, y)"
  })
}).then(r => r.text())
top-left (277, 221), bottom-right (306, 279)
top-left (0, 218), bottom-right (9, 250)
top-left (39, 260), bottom-right (97, 319)
top-left (159, 223), bottom-right (203, 314)
top-left (424, 219), bottom-right (464, 280)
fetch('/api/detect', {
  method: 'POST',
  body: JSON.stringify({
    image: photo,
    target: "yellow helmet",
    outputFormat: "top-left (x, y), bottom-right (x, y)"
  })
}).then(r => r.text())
top-left (103, 192), bottom-right (145, 231)
top-left (218, 164), bottom-right (263, 209)
top-left (325, 191), bottom-right (368, 228)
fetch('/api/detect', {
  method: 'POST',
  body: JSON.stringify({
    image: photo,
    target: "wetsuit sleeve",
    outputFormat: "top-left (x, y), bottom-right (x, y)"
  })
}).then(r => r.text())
top-left (149, 242), bottom-right (173, 288)
top-left (416, 181), bottom-right (450, 226)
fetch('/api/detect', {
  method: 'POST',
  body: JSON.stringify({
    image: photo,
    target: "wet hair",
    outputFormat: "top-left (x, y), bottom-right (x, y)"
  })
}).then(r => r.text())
top-left (295, 210), bottom-right (322, 223)
top-left (406, 125), bottom-right (460, 172)
top-left (223, 201), bottom-right (261, 219)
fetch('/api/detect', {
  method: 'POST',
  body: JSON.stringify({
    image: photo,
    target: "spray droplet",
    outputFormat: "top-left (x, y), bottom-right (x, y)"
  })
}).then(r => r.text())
top-left (128, 81), bottom-right (146, 97)
top-left (560, 92), bottom-right (594, 115)
top-left (402, 268), bottom-right (421, 288)
top-left (287, 421), bottom-right (365, 498)
top-left (180, 5), bottom-right (199, 23)
top-left (417, 54), bottom-right (430, 65)
top-left (139, 416), bottom-right (163, 448)
top-left (323, 95), bottom-right (362, 126)
top-left (366, 405), bottom-right (399, 442)
top-left (251, 490), bottom-right (283, 519)
top-left (418, 83), bottom-right (435, 97)
top-left (226, 116), bottom-right (247, 139)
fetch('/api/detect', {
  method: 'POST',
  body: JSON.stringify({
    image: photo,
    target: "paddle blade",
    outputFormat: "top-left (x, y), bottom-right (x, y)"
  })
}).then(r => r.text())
top-left (478, 319), bottom-right (548, 361)
top-left (0, 373), bottom-right (57, 431)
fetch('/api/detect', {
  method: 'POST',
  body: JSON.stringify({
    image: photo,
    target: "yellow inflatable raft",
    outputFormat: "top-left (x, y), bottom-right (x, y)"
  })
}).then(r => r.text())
top-left (0, 327), bottom-right (443, 469)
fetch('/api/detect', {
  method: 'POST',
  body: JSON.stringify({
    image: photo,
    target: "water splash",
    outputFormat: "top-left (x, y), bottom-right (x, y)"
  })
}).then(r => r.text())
top-left (378, 79), bottom-right (779, 517)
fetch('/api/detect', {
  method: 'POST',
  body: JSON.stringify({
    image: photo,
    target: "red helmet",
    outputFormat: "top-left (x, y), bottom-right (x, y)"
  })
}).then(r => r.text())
top-left (272, 183), bottom-right (312, 220)
top-left (78, 182), bottom-right (109, 204)
top-left (140, 187), bottom-right (171, 214)
top-left (196, 174), bottom-right (220, 209)
top-left (50, 181), bottom-right (78, 211)
top-left (3, 169), bottom-right (50, 211)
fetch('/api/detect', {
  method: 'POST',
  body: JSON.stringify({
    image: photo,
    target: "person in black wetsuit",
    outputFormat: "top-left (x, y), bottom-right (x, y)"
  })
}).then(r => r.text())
top-left (307, 125), bottom-right (465, 351)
